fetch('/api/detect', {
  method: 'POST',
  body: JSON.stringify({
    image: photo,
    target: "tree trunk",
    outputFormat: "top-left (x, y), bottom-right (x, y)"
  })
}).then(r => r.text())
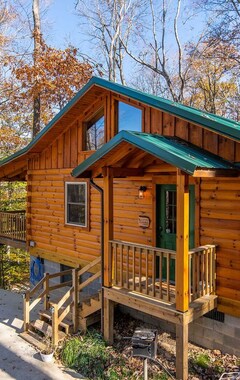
top-left (32, 0), bottom-right (41, 137)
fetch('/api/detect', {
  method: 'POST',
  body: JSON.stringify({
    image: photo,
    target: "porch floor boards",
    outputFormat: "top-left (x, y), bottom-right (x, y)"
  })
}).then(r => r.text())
top-left (0, 236), bottom-right (26, 249)
top-left (115, 276), bottom-right (176, 303)
top-left (104, 286), bottom-right (217, 325)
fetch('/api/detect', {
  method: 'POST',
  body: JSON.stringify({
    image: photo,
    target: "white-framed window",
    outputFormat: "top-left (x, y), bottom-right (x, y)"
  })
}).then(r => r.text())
top-left (65, 182), bottom-right (87, 227)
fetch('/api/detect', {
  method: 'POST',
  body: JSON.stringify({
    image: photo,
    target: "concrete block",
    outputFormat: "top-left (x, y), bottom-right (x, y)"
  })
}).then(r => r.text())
top-left (234, 327), bottom-right (240, 339)
top-left (225, 314), bottom-right (240, 328)
top-left (223, 334), bottom-right (240, 350)
top-left (214, 320), bottom-right (235, 337)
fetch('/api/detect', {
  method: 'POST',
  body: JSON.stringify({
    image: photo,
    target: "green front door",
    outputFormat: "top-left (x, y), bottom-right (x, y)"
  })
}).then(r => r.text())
top-left (156, 184), bottom-right (195, 282)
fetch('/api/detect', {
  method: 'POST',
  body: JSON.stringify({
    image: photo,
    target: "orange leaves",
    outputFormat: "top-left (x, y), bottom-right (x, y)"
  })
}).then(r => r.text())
top-left (13, 40), bottom-right (93, 124)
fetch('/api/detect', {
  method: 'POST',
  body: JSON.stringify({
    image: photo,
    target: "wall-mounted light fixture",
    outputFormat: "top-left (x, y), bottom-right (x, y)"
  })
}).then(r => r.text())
top-left (138, 186), bottom-right (147, 199)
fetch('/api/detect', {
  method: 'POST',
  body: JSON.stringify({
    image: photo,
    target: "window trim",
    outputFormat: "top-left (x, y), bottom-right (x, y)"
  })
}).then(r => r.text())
top-left (65, 181), bottom-right (88, 228)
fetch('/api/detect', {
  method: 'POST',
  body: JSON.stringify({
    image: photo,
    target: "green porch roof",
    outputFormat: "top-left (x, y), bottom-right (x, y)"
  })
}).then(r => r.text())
top-left (72, 131), bottom-right (238, 177)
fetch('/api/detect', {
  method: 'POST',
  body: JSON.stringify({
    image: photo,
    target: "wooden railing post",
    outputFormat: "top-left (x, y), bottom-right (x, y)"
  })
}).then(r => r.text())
top-left (23, 292), bottom-right (30, 331)
top-left (51, 304), bottom-right (59, 347)
top-left (72, 268), bottom-right (79, 333)
top-left (43, 273), bottom-right (50, 310)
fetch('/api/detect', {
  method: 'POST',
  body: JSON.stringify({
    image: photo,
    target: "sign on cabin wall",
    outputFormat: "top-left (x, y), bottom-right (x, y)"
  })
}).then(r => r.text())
top-left (138, 215), bottom-right (150, 229)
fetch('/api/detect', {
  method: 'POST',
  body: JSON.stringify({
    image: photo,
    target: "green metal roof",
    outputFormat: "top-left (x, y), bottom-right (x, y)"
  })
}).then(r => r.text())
top-left (1, 76), bottom-right (240, 168)
top-left (72, 131), bottom-right (238, 177)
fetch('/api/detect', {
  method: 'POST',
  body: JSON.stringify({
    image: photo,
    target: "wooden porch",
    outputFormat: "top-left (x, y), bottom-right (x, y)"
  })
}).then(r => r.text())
top-left (0, 211), bottom-right (26, 249)
top-left (110, 240), bottom-right (216, 304)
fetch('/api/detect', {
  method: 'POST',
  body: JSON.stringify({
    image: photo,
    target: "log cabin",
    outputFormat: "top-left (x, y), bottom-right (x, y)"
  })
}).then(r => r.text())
top-left (0, 76), bottom-right (240, 379)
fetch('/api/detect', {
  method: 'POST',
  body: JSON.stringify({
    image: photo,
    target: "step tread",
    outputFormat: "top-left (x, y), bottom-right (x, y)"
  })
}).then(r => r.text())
top-left (30, 319), bottom-right (66, 340)
top-left (20, 330), bottom-right (46, 351)
top-left (80, 300), bottom-right (101, 318)
top-left (39, 310), bottom-right (73, 328)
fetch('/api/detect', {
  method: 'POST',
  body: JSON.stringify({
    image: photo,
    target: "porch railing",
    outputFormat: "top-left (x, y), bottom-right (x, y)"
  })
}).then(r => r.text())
top-left (110, 240), bottom-right (216, 304)
top-left (0, 211), bottom-right (26, 242)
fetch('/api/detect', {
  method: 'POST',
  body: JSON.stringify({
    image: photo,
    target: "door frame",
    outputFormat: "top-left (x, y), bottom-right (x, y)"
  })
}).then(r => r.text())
top-left (152, 176), bottom-right (200, 248)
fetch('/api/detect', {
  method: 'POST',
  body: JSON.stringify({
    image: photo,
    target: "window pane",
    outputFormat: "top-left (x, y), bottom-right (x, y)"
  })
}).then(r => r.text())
top-left (165, 190), bottom-right (176, 233)
top-left (68, 204), bottom-right (85, 225)
top-left (86, 115), bottom-right (104, 150)
top-left (66, 183), bottom-right (87, 226)
top-left (67, 184), bottom-right (85, 203)
top-left (118, 102), bottom-right (142, 132)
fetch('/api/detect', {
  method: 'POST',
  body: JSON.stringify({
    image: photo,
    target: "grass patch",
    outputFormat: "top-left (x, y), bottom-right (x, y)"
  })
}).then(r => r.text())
top-left (61, 331), bottom-right (110, 379)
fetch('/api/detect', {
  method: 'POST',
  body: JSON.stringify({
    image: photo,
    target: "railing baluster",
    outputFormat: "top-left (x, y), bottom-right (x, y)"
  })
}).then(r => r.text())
top-left (133, 246), bottom-right (136, 291)
top-left (120, 243), bottom-right (123, 287)
top-left (139, 248), bottom-right (142, 293)
top-left (145, 249), bottom-right (149, 295)
top-left (113, 242), bottom-right (117, 286)
top-left (159, 252), bottom-right (163, 299)
top-left (152, 250), bottom-right (156, 298)
top-left (205, 248), bottom-right (209, 295)
top-left (126, 245), bottom-right (129, 288)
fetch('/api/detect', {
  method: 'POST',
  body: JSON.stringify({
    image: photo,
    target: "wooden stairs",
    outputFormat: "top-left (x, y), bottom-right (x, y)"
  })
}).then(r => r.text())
top-left (20, 257), bottom-right (102, 351)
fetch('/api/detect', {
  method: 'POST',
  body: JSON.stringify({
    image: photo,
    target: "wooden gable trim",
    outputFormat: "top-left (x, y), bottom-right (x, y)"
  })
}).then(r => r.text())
top-left (193, 169), bottom-right (240, 178)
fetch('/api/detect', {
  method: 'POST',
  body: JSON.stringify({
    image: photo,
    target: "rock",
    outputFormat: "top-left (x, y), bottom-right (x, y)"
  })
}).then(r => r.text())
top-left (213, 349), bottom-right (221, 356)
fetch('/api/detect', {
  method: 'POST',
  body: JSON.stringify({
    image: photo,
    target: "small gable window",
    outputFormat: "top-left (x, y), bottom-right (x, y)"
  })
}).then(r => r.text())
top-left (86, 110), bottom-right (105, 150)
top-left (65, 182), bottom-right (87, 227)
top-left (118, 102), bottom-right (142, 132)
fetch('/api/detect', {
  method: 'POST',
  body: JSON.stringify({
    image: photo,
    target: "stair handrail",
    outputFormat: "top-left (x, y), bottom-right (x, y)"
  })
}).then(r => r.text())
top-left (23, 268), bottom-right (78, 334)
top-left (77, 256), bottom-right (101, 293)
top-left (47, 268), bottom-right (80, 346)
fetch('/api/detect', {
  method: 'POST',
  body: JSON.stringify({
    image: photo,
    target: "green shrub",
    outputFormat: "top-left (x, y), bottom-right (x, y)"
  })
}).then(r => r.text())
top-left (193, 353), bottom-right (211, 369)
top-left (61, 331), bottom-right (110, 379)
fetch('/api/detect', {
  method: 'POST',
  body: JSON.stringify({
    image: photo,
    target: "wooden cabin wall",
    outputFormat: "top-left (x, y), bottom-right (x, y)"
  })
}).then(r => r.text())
top-left (27, 169), bottom-right (102, 267)
top-left (113, 178), bottom-right (153, 245)
top-left (200, 177), bottom-right (240, 317)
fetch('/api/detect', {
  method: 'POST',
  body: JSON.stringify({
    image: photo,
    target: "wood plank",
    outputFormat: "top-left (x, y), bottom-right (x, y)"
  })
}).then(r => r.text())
top-left (103, 296), bottom-right (114, 344)
top-left (176, 324), bottom-right (188, 380)
top-left (104, 286), bottom-right (183, 324)
top-left (176, 170), bottom-right (189, 312)
top-left (175, 118), bottom-right (189, 140)
top-left (103, 167), bottom-right (114, 287)
top-left (64, 129), bottom-right (71, 168)
top-left (150, 109), bottom-right (163, 134)
top-left (163, 112), bottom-right (175, 136)
top-left (70, 123), bottom-right (78, 167)
top-left (218, 296), bottom-right (240, 318)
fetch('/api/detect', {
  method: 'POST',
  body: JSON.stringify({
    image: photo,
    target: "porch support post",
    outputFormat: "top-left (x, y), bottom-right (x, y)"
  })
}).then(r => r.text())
top-left (103, 295), bottom-right (114, 344)
top-left (176, 169), bottom-right (189, 312)
top-left (176, 323), bottom-right (189, 380)
top-left (103, 166), bottom-right (114, 288)
top-left (176, 169), bottom-right (189, 380)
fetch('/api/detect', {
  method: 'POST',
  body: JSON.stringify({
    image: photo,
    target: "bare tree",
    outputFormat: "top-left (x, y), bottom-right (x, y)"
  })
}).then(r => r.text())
top-left (122, 0), bottom-right (207, 102)
top-left (75, 0), bottom-right (140, 85)
top-left (32, 0), bottom-right (41, 137)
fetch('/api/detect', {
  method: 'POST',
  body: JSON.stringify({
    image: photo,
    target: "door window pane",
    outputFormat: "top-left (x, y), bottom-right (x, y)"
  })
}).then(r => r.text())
top-left (165, 190), bottom-right (176, 234)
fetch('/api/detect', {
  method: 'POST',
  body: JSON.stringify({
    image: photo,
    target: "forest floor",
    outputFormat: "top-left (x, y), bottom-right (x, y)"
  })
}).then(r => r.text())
top-left (108, 311), bottom-right (240, 379)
